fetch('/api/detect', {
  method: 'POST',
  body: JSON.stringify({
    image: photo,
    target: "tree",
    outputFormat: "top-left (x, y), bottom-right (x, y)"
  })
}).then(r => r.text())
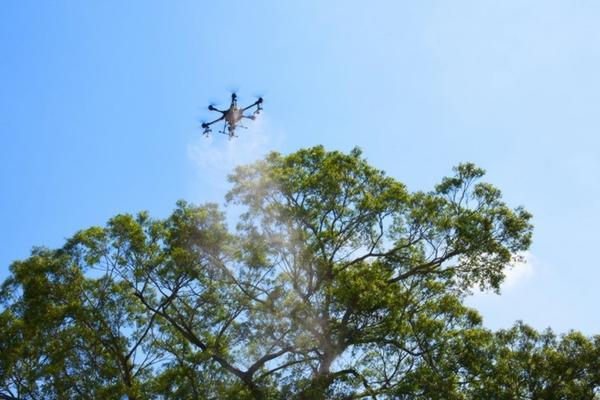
top-left (0, 246), bottom-right (160, 400)
top-left (464, 322), bottom-right (600, 399)
top-left (4, 145), bottom-right (596, 399)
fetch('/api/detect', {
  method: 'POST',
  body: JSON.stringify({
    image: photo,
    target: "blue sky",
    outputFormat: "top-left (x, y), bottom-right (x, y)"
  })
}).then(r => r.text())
top-left (1, 1), bottom-right (599, 334)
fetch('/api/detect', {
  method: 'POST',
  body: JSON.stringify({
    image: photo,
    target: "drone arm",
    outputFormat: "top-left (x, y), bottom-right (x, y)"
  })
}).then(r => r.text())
top-left (204, 116), bottom-right (225, 127)
top-left (208, 105), bottom-right (227, 113)
top-left (242, 103), bottom-right (257, 112)
top-left (242, 98), bottom-right (263, 112)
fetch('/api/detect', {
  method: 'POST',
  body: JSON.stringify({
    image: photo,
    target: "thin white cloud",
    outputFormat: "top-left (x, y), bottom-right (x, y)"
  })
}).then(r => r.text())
top-left (468, 251), bottom-right (537, 300)
top-left (186, 115), bottom-right (284, 198)
top-left (502, 251), bottom-right (535, 289)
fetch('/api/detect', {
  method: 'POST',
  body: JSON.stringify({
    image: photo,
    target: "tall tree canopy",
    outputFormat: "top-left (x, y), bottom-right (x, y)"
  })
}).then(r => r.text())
top-left (1, 146), bottom-right (598, 399)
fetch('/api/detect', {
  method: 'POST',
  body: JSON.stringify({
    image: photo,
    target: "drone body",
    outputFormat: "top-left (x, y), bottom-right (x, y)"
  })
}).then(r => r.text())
top-left (202, 93), bottom-right (263, 139)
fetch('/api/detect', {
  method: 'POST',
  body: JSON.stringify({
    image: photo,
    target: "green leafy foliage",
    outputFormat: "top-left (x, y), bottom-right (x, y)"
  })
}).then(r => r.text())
top-left (1, 146), bottom-right (596, 399)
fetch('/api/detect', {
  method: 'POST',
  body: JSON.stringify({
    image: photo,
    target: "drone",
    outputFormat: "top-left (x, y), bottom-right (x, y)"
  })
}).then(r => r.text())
top-left (201, 93), bottom-right (263, 139)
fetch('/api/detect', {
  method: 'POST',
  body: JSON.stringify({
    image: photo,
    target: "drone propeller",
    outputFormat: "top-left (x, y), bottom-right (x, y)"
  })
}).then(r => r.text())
top-left (254, 97), bottom-right (264, 115)
top-left (252, 92), bottom-right (265, 109)
top-left (252, 89), bottom-right (267, 101)
top-left (224, 89), bottom-right (238, 104)
top-left (201, 122), bottom-right (212, 136)
top-left (208, 95), bottom-right (224, 109)
top-left (226, 87), bottom-right (240, 101)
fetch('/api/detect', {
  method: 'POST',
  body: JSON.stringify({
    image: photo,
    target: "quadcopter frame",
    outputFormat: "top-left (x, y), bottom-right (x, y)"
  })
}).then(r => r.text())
top-left (201, 93), bottom-right (263, 139)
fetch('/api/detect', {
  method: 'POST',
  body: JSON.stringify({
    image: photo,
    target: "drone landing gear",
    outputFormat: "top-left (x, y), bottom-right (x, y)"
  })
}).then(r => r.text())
top-left (220, 124), bottom-right (247, 137)
top-left (219, 130), bottom-right (238, 140)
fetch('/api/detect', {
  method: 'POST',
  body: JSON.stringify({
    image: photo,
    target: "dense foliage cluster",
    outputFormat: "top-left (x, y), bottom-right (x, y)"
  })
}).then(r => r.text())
top-left (1, 146), bottom-right (598, 399)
